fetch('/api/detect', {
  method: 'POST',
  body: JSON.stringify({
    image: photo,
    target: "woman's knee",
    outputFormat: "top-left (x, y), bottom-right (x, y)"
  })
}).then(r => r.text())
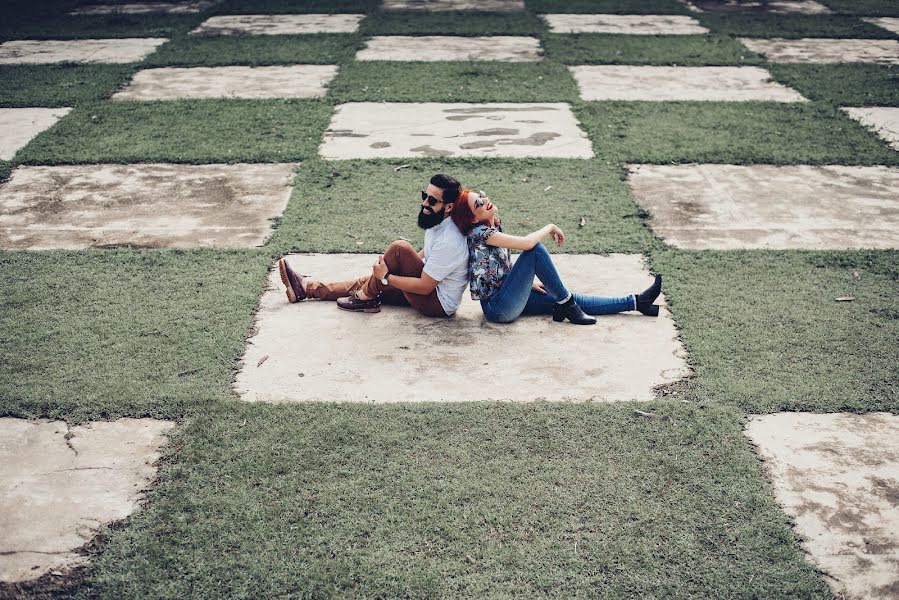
top-left (523, 242), bottom-right (549, 257)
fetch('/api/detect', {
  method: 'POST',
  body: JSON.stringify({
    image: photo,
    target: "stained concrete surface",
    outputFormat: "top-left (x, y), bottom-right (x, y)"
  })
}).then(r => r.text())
top-left (70, 0), bottom-right (219, 15)
top-left (683, 0), bottom-right (830, 13)
top-left (0, 108), bottom-right (72, 161)
top-left (842, 107), bottom-right (899, 151)
top-left (864, 17), bottom-right (899, 36)
top-left (0, 39), bottom-right (168, 65)
top-left (113, 65), bottom-right (338, 100)
top-left (356, 36), bottom-right (542, 62)
top-left (236, 254), bottom-right (689, 403)
top-left (0, 163), bottom-right (298, 250)
top-left (0, 418), bottom-right (175, 582)
top-left (190, 14), bottom-right (364, 35)
top-left (626, 163), bottom-right (899, 250)
top-left (320, 102), bottom-right (593, 159)
top-left (542, 14), bottom-right (708, 35)
top-left (745, 413), bottom-right (899, 600)
top-left (569, 65), bottom-right (805, 102)
top-left (738, 38), bottom-right (899, 65)
top-left (382, 0), bottom-right (525, 11)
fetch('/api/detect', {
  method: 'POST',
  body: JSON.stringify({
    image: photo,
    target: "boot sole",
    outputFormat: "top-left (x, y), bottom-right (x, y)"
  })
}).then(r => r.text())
top-left (278, 259), bottom-right (298, 304)
top-left (337, 304), bottom-right (381, 313)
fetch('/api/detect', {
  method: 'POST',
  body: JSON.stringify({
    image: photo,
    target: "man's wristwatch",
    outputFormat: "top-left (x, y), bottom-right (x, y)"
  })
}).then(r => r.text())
top-left (380, 273), bottom-right (389, 286)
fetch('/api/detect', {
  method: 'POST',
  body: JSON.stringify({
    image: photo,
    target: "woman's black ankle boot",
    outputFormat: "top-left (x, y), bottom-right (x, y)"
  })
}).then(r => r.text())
top-left (635, 274), bottom-right (662, 317)
top-left (553, 297), bottom-right (597, 325)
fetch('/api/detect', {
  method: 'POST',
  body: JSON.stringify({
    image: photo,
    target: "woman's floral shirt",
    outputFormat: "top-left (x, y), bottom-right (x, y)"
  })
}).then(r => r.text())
top-left (467, 216), bottom-right (511, 300)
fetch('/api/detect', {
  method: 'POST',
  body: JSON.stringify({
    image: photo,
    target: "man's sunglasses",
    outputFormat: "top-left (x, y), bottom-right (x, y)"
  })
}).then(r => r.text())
top-left (421, 190), bottom-right (451, 206)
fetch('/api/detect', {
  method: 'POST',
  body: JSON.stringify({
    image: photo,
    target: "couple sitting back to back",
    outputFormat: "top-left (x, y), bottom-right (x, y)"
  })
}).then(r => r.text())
top-left (278, 174), bottom-right (663, 324)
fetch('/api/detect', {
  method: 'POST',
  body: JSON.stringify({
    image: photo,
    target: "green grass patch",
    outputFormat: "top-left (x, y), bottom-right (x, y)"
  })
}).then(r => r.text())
top-left (769, 64), bottom-right (899, 106)
top-left (542, 34), bottom-right (764, 66)
top-left (328, 61), bottom-right (579, 103)
top-left (526, 0), bottom-right (690, 14)
top-left (143, 34), bottom-right (361, 67)
top-left (653, 250), bottom-right (899, 413)
top-left (821, 0), bottom-right (899, 16)
top-left (268, 158), bottom-right (655, 254)
top-left (0, 161), bottom-right (11, 183)
top-left (360, 11), bottom-right (542, 35)
top-left (0, 14), bottom-right (200, 41)
top-left (0, 249), bottom-right (270, 422)
top-left (16, 99), bottom-right (332, 164)
top-left (212, 0), bottom-right (379, 13)
top-left (0, 65), bottom-right (135, 107)
top-left (697, 13), bottom-right (895, 38)
top-left (576, 101), bottom-right (899, 165)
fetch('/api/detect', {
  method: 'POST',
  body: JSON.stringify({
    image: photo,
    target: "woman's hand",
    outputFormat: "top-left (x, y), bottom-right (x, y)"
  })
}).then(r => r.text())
top-left (532, 282), bottom-right (546, 295)
top-left (548, 224), bottom-right (565, 247)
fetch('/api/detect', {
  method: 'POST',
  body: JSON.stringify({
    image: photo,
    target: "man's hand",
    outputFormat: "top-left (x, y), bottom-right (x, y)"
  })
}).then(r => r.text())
top-left (373, 255), bottom-right (388, 280)
top-left (532, 282), bottom-right (546, 295)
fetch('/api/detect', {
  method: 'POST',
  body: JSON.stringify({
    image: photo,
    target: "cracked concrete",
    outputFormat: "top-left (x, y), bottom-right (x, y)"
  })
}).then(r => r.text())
top-left (842, 107), bottom-right (899, 152)
top-left (70, 0), bottom-right (220, 14)
top-left (569, 66), bottom-right (805, 102)
top-left (0, 163), bottom-right (298, 250)
top-left (738, 38), bottom-right (899, 65)
top-left (745, 413), bottom-right (899, 600)
top-left (113, 66), bottom-right (338, 100)
top-left (320, 103), bottom-right (593, 159)
top-left (190, 14), bottom-right (364, 36)
top-left (626, 163), bottom-right (899, 250)
top-left (542, 14), bottom-right (708, 35)
top-left (356, 36), bottom-right (541, 62)
top-left (0, 39), bottom-right (168, 65)
top-left (0, 108), bottom-right (72, 161)
top-left (382, 0), bottom-right (525, 11)
top-left (683, 0), bottom-right (830, 13)
top-left (235, 253), bottom-right (690, 403)
top-left (0, 418), bottom-right (175, 582)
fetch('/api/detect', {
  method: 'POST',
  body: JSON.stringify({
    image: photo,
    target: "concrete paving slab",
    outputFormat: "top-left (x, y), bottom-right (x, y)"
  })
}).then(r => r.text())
top-left (842, 107), bottom-right (899, 151)
top-left (0, 418), bottom-right (175, 582)
top-left (542, 14), bottom-right (708, 35)
top-left (70, 0), bottom-right (219, 14)
top-left (112, 65), bottom-right (338, 100)
top-left (383, 0), bottom-right (524, 11)
top-left (0, 108), bottom-right (72, 161)
top-left (0, 39), bottom-right (167, 65)
top-left (0, 163), bottom-right (298, 250)
top-left (626, 163), bottom-right (899, 250)
top-left (569, 65), bottom-right (805, 102)
top-left (745, 412), bottom-right (899, 600)
top-left (190, 14), bottom-right (364, 36)
top-left (320, 102), bottom-right (593, 159)
top-left (236, 253), bottom-right (689, 403)
top-left (738, 38), bottom-right (899, 65)
top-left (864, 17), bottom-right (899, 36)
top-left (683, 0), bottom-right (830, 13)
top-left (356, 36), bottom-right (541, 62)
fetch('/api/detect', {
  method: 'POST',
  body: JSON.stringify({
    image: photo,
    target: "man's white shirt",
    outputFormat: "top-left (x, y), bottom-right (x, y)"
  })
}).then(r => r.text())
top-left (422, 218), bottom-right (469, 316)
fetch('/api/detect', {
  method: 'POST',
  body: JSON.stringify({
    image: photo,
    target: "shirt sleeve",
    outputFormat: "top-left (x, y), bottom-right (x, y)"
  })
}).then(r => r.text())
top-left (469, 224), bottom-right (498, 248)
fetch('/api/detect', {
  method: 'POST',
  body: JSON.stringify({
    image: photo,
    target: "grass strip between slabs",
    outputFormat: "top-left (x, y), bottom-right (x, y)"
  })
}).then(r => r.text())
top-left (144, 34), bottom-right (362, 67)
top-left (696, 14), bottom-right (896, 39)
top-left (542, 34), bottom-right (764, 66)
top-left (768, 64), bottom-right (899, 106)
top-left (526, 0), bottom-right (691, 14)
top-left (0, 14), bottom-right (202, 41)
top-left (0, 65), bottom-right (136, 108)
top-left (820, 0), bottom-right (899, 16)
top-left (211, 0), bottom-right (380, 14)
top-left (359, 12), bottom-right (543, 36)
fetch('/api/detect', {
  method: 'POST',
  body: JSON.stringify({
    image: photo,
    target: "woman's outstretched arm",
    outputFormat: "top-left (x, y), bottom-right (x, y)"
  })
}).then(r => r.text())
top-left (485, 224), bottom-right (565, 251)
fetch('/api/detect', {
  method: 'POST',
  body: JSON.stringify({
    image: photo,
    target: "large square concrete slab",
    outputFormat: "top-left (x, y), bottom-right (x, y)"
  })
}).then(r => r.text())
top-left (0, 163), bottom-right (298, 250)
top-left (542, 14), bottom-right (708, 35)
top-left (683, 0), bottom-right (830, 13)
top-left (738, 38), bottom-right (899, 65)
top-left (626, 164), bottom-right (899, 249)
top-left (0, 108), bottom-right (72, 161)
top-left (745, 412), bottom-right (899, 600)
top-left (236, 254), bottom-right (689, 403)
top-left (355, 36), bottom-right (541, 62)
top-left (0, 418), bottom-right (174, 582)
top-left (112, 65), bottom-right (338, 100)
top-left (864, 17), bottom-right (899, 36)
top-left (190, 14), bottom-right (364, 36)
top-left (842, 107), bottom-right (899, 151)
top-left (70, 1), bottom-right (220, 15)
top-left (320, 103), bottom-right (593, 159)
top-left (0, 39), bottom-right (168, 65)
top-left (569, 65), bottom-right (805, 102)
top-left (382, 0), bottom-right (524, 11)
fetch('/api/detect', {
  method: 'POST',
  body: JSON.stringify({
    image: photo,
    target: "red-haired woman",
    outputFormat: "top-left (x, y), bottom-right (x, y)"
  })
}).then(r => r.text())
top-left (450, 191), bottom-right (662, 325)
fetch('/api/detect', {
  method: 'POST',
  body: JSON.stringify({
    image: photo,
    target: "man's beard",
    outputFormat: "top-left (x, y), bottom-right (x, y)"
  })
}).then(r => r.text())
top-left (417, 205), bottom-right (445, 229)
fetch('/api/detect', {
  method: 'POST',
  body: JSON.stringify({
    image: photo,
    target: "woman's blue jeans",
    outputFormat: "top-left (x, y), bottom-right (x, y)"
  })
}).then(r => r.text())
top-left (480, 243), bottom-right (636, 323)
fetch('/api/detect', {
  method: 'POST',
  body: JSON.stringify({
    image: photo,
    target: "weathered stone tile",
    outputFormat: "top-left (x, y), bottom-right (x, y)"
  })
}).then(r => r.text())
top-left (738, 38), bottom-right (899, 65)
top-left (70, 0), bottom-right (219, 15)
top-left (236, 254), bottom-right (689, 403)
top-left (320, 102), bottom-right (593, 159)
top-left (570, 65), bottom-right (805, 102)
top-left (355, 36), bottom-right (541, 62)
top-left (383, 0), bottom-right (524, 11)
top-left (626, 164), bottom-right (899, 249)
top-left (0, 108), bottom-right (72, 161)
top-left (190, 14), bottom-right (364, 36)
top-left (863, 17), bottom-right (899, 36)
top-left (0, 163), bottom-right (298, 250)
top-left (842, 106), bottom-right (899, 151)
top-left (542, 14), bottom-right (708, 35)
top-left (745, 413), bottom-right (899, 600)
top-left (0, 39), bottom-right (168, 65)
top-left (683, 0), bottom-right (830, 13)
top-left (0, 418), bottom-right (175, 582)
top-left (113, 65), bottom-right (338, 100)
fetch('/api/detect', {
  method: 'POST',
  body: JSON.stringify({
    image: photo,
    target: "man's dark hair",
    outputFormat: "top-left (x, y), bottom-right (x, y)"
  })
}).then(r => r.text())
top-left (430, 174), bottom-right (461, 203)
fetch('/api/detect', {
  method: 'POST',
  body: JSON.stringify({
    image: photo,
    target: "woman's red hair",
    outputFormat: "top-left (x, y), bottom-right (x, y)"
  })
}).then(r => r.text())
top-left (450, 192), bottom-right (477, 235)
